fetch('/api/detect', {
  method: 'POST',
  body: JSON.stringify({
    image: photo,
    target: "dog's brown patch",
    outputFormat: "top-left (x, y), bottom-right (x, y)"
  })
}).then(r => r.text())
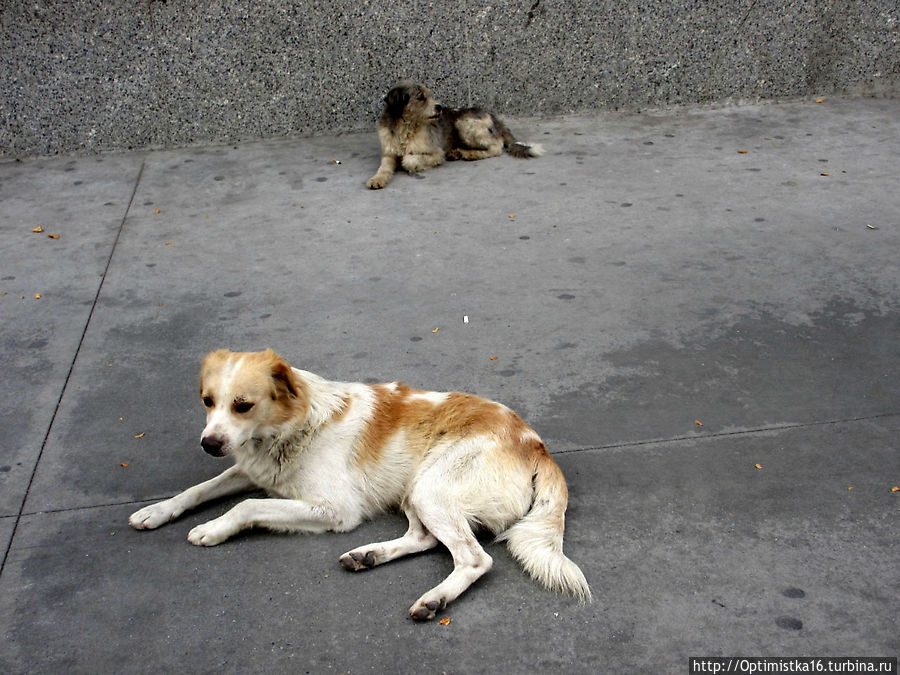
top-left (355, 384), bottom-right (531, 466)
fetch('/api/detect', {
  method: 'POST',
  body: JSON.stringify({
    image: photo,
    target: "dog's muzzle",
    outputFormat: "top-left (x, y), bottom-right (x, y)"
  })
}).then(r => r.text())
top-left (201, 435), bottom-right (227, 457)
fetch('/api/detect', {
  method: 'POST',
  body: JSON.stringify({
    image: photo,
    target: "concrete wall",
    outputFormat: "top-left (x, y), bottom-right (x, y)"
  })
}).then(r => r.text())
top-left (1, 0), bottom-right (897, 157)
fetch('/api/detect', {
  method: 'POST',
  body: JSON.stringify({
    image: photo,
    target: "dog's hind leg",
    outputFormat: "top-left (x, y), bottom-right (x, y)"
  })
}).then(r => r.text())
top-left (448, 114), bottom-right (504, 161)
top-left (407, 504), bottom-right (493, 621)
top-left (339, 507), bottom-right (438, 571)
top-left (400, 152), bottom-right (445, 173)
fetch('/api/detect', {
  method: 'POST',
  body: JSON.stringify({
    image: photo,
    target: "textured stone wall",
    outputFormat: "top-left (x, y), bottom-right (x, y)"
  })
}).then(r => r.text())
top-left (1, 0), bottom-right (897, 157)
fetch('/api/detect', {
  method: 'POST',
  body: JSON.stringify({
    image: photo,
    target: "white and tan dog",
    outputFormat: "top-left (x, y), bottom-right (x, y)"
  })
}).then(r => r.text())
top-left (129, 349), bottom-right (590, 620)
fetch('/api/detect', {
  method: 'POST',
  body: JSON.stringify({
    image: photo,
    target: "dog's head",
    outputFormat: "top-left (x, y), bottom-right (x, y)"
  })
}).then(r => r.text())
top-left (198, 349), bottom-right (307, 457)
top-left (382, 81), bottom-right (441, 123)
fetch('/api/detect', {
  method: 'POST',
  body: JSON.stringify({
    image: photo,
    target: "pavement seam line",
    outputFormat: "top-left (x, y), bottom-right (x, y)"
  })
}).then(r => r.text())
top-left (7, 411), bottom-right (898, 520)
top-left (553, 411), bottom-right (900, 456)
top-left (0, 160), bottom-right (147, 577)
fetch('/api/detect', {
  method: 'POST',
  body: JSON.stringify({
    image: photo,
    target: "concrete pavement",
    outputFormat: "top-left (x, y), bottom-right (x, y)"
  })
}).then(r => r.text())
top-left (0, 97), bottom-right (898, 673)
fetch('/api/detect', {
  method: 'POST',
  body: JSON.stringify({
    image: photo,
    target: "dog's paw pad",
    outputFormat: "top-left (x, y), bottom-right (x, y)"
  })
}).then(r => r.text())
top-left (366, 177), bottom-right (386, 189)
top-left (339, 550), bottom-right (376, 571)
top-left (410, 606), bottom-right (435, 621)
top-left (409, 597), bottom-right (446, 621)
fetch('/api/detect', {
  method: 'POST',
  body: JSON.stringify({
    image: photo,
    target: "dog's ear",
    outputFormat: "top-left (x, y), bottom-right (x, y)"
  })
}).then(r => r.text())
top-left (384, 86), bottom-right (411, 117)
top-left (270, 355), bottom-right (300, 399)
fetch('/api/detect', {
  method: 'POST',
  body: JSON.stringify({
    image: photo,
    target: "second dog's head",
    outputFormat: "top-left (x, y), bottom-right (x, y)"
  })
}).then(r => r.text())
top-left (198, 349), bottom-right (307, 457)
top-left (382, 80), bottom-right (441, 124)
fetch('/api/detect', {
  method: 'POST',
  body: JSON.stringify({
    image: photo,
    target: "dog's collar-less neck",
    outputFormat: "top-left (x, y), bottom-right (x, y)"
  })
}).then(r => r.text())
top-left (389, 115), bottom-right (434, 142)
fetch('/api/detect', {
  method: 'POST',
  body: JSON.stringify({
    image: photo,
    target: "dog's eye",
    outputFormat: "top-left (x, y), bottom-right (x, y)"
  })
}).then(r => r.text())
top-left (234, 401), bottom-right (255, 414)
top-left (202, 396), bottom-right (214, 408)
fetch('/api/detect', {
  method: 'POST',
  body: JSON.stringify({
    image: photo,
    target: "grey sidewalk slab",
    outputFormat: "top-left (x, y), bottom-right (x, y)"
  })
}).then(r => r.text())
top-left (0, 155), bottom-right (143, 516)
top-left (1, 417), bottom-right (897, 673)
top-left (19, 98), bottom-right (900, 514)
top-left (0, 518), bottom-right (12, 570)
top-left (0, 99), bottom-right (898, 672)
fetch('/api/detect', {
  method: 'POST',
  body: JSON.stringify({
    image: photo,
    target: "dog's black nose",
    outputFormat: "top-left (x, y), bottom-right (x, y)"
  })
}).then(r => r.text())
top-left (201, 436), bottom-right (226, 456)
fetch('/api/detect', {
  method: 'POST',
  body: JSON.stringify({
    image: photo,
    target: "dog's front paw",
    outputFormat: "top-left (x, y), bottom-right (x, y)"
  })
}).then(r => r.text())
top-left (129, 501), bottom-right (179, 530)
top-left (366, 174), bottom-right (388, 189)
top-left (339, 549), bottom-right (377, 571)
top-left (409, 596), bottom-right (446, 622)
top-left (187, 518), bottom-right (234, 547)
top-left (400, 156), bottom-right (423, 173)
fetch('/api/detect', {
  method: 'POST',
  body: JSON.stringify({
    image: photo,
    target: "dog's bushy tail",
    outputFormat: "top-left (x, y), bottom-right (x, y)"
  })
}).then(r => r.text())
top-left (492, 115), bottom-right (546, 158)
top-left (497, 454), bottom-right (592, 603)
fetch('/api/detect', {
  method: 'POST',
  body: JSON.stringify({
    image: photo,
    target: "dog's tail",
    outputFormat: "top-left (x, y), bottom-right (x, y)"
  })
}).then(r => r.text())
top-left (497, 452), bottom-right (592, 603)
top-left (492, 115), bottom-right (546, 158)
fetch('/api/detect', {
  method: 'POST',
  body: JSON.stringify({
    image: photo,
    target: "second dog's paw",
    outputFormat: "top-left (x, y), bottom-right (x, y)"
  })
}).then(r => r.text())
top-left (129, 501), bottom-right (178, 530)
top-left (366, 175), bottom-right (388, 189)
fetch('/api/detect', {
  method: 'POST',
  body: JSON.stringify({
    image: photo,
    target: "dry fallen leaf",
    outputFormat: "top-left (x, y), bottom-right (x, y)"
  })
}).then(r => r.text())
top-left (432, 328), bottom-right (439, 333)
top-left (755, 464), bottom-right (763, 470)
top-left (815, 97), bottom-right (825, 103)
top-left (820, 172), bottom-right (830, 177)
top-left (47, 233), bottom-right (60, 239)
top-left (737, 150), bottom-right (748, 155)
top-left (508, 214), bottom-right (517, 219)
top-left (120, 463), bottom-right (129, 468)
top-left (439, 617), bottom-right (452, 625)
top-left (33, 293), bottom-right (42, 299)
top-left (32, 226), bottom-right (43, 233)
top-left (134, 432), bottom-right (145, 439)
top-left (847, 486), bottom-right (853, 491)
top-left (892, 486), bottom-right (899, 493)
top-left (490, 356), bottom-right (498, 361)
top-left (154, 209), bottom-right (160, 214)
top-left (694, 420), bottom-right (703, 426)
